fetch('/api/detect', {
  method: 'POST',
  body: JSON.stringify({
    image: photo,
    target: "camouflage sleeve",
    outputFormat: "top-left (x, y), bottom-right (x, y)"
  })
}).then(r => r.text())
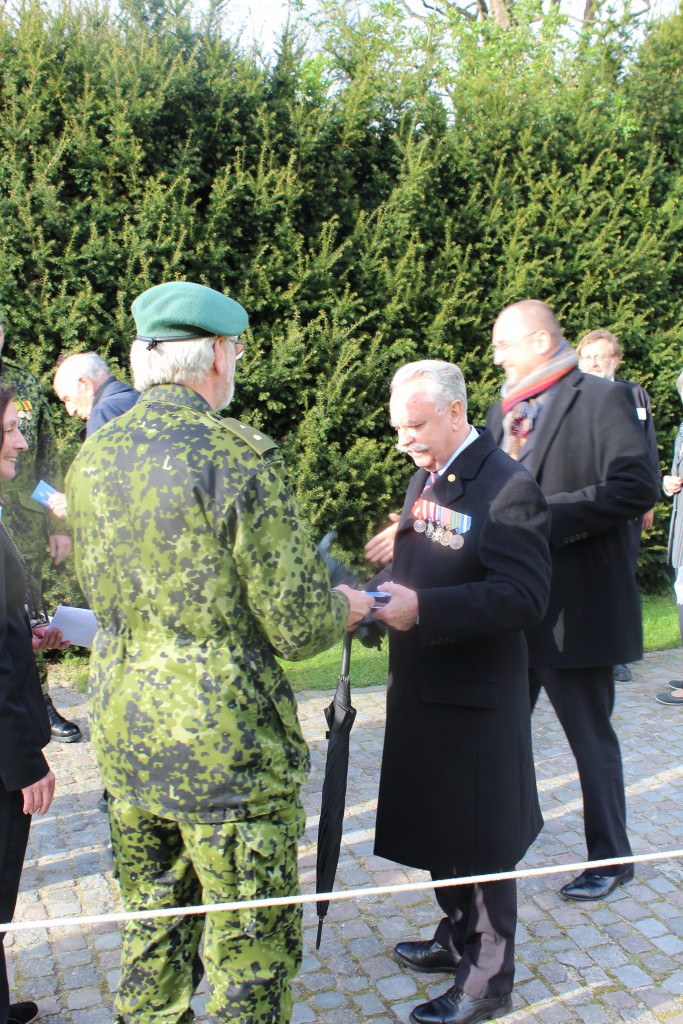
top-left (233, 455), bottom-right (348, 661)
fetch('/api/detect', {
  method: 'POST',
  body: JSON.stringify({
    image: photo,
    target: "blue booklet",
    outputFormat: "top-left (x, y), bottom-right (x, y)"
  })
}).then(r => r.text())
top-left (31, 479), bottom-right (57, 508)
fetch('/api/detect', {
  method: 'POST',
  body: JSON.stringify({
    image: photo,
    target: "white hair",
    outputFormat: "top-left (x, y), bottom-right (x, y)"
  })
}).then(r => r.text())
top-left (130, 336), bottom-right (235, 391)
top-left (391, 360), bottom-right (468, 415)
top-left (55, 352), bottom-right (109, 387)
top-left (676, 369), bottom-right (683, 395)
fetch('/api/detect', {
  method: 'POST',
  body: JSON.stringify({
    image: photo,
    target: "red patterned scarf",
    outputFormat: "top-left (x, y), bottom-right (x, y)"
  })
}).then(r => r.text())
top-left (501, 342), bottom-right (577, 459)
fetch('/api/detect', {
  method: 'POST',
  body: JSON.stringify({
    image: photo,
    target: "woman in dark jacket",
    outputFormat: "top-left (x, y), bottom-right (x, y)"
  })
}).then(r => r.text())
top-left (0, 387), bottom-right (66, 1024)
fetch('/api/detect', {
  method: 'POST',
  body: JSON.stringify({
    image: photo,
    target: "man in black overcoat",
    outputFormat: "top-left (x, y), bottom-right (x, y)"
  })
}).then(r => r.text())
top-left (369, 360), bottom-right (551, 1024)
top-left (576, 328), bottom-right (660, 684)
top-left (486, 300), bottom-right (660, 902)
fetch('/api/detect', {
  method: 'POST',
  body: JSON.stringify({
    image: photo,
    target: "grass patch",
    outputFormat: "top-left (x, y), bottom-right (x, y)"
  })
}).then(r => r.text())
top-left (642, 591), bottom-right (679, 652)
top-left (279, 641), bottom-right (388, 692)
top-left (47, 592), bottom-right (680, 697)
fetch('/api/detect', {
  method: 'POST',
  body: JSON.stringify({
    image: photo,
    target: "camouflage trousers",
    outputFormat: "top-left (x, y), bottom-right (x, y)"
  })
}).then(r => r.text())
top-left (108, 796), bottom-right (305, 1024)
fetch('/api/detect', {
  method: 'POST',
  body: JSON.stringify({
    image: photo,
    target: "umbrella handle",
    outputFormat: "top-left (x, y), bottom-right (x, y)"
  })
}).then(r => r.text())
top-left (340, 629), bottom-right (352, 677)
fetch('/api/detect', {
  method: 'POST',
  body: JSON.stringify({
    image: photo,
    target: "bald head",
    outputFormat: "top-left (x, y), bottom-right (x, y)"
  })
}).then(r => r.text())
top-left (53, 352), bottom-right (110, 421)
top-left (492, 300), bottom-right (567, 387)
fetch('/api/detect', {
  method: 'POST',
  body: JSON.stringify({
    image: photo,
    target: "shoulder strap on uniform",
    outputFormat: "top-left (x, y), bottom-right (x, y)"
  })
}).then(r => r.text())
top-left (217, 416), bottom-right (278, 457)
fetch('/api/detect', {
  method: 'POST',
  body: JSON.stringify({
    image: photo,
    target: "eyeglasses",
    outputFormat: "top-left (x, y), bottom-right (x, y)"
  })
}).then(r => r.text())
top-left (232, 339), bottom-right (244, 361)
top-left (492, 329), bottom-right (538, 351)
top-left (582, 352), bottom-right (614, 365)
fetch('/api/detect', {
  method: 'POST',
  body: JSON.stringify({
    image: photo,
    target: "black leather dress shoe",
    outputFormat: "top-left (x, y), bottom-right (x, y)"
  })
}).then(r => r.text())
top-left (8, 1001), bottom-right (39, 1024)
top-left (44, 694), bottom-right (82, 742)
top-left (410, 986), bottom-right (512, 1024)
top-left (612, 663), bottom-right (632, 682)
top-left (560, 865), bottom-right (634, 901)
top-left (394, 939), bottom-right (460, 973)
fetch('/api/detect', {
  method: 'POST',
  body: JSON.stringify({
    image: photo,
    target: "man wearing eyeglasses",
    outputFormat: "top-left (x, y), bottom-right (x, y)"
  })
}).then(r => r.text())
top-left (576, 329), bottom-right (659, 684)
top-left (486, 299), bottom-right (659, 902)
top-left (65, 281), bottom-right (374, 1024)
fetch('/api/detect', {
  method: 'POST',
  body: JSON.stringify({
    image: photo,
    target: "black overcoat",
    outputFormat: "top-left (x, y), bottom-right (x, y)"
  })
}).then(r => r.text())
top-left (373, 429), bottom-right (551, 874)
top-left (486, 369), bottom-right (660, 669)
top-left (0, 524), bottom-right (51, 794)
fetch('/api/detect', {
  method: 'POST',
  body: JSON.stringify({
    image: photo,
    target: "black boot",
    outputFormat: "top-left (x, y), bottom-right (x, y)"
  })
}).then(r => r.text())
top-left (44, 694), bottom-right (82, 742)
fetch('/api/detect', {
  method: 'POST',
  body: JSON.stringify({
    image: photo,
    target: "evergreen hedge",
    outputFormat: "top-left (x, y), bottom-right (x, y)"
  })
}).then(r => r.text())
top-left (0, 0), bottom-right (681, 606)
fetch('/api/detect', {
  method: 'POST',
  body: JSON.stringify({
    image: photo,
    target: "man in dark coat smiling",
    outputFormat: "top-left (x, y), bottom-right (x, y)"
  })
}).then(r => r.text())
top-left (486, 300), bottom-right (659, 903)
top-left (369, 360), bottom-right (551, 1024)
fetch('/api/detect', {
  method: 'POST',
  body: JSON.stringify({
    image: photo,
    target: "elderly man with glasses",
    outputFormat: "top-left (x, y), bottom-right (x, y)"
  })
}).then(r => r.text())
top-left (65, 281), bottom-right (374, 1024)
top-left (576, 329), bottom-right (659, 683)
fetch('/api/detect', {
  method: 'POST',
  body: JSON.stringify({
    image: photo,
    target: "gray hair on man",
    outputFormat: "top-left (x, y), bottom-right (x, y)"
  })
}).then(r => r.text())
top-left (676, 369), bottom-right (683, 395)
top-left (577, 329), bottom-right (624, 360)
top-left (130, 335), bottom-right (237, 393)
top-left (391, 360), bottom-right (468, 416)
top-left (55, 351), bottom-right (110, 385)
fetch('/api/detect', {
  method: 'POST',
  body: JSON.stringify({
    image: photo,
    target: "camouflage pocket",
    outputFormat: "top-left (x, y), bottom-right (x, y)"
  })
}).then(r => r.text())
top-left (233, 806), bottom-right (305, 938)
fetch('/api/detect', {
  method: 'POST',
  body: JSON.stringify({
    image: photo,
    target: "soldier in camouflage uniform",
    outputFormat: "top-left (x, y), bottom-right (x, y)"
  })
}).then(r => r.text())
top-left (0, 311), bottom-right (81, 742)
top-left (66, 281), bottom-right (374, 1024)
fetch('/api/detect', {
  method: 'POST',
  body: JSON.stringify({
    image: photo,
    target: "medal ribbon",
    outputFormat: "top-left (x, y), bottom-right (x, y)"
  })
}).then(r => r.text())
top-left (411, 499), bottom-right (472, 534)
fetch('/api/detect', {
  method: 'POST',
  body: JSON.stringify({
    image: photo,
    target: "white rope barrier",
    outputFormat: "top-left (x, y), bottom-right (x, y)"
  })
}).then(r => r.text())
top-left (2, 848), bottom-right (682, 935)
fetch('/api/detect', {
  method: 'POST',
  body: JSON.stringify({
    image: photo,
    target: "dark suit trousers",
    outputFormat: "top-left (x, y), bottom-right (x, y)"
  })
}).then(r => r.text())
top-left (433, 878), bottom-right (516, 998)
top-left (529, 665), bottom-right (632, 869)
top-left (0, 783), bottom-right (31, 1024)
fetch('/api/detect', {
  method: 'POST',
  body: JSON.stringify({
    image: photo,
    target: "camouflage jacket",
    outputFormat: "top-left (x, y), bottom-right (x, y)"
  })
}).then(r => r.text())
top-left (66, 384), bottom-right (348, 822)
top-left (0, 357), bottom-right (67, 569)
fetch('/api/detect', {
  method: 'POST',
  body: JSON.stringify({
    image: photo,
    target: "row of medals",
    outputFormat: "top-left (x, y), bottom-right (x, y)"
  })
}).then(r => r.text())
top-left (414, 519), bottom-right (464, 549)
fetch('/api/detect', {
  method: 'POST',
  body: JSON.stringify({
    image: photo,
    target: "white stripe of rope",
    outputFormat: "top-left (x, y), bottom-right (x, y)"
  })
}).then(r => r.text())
top-left (2, 849), bottom-right (682, 935)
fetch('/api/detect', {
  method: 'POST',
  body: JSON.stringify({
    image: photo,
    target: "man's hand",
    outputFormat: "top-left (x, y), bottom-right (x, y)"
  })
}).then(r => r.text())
top-left (335, 585), bottom-right (375, 631)
top-left (31, 625), bottom-right (70, 651)
top-left (48, 534), bottom-right (71, 564)
top-left (21, 768), bottom-right (56, 816)
top-left (370, 581), bottom-right (419, 631)
top-left (663, 475), bottom-right (683, 497)
top-left (364, 514), bottom-right (400, 565)
top-left (47, 491), bottom-right (68, 519)
top-left (642, 509), bottom-right (655, 531)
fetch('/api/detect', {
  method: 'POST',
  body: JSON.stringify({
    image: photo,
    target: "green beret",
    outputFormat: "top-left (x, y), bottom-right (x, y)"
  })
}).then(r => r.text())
top-left (132, 282), bottom-right (248, 344)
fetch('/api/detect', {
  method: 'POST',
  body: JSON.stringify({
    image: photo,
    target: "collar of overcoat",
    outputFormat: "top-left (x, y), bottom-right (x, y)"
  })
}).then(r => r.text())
top-left (396, 426), bottom-right (497, 536)
top-left (488, 366), bottom-right (582, 479)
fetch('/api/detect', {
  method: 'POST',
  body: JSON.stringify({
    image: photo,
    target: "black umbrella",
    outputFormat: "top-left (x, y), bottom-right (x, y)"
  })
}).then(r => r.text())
top-left (315, 628), bottom-right (356, 949)
top-left (314, 530), bottom-right (386, 947)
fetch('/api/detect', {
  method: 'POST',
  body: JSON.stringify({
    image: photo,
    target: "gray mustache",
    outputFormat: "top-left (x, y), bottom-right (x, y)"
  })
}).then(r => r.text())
top-left (395, 443), bottom-right (430, 455)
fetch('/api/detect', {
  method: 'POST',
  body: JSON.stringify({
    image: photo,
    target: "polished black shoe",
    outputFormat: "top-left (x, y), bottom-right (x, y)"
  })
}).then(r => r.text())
top-left (8, 1001), bottom-right (39, 1024)
top-left (612, 663), bottom-right (632, 681)
top-left (410, 986), bottom-right (512, 1024)
top-left (44, 694), bottom-right (82, 742)
top-left (394, 938), bottom-right (460, 973)
top-left (560, 865), bottom-right (634, 901)
top-left (97, 789), bottom-right (109, 813)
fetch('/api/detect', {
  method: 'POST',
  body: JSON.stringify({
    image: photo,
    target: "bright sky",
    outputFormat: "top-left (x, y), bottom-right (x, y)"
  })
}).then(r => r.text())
top-left (222, 0), bottom-right (301, 53)
top-left (223, 0), bottom-right (679, 53)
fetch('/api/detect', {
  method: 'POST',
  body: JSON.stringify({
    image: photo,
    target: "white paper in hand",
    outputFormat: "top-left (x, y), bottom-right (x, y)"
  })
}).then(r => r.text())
top-left (49, 606), bottom-right (98, 648)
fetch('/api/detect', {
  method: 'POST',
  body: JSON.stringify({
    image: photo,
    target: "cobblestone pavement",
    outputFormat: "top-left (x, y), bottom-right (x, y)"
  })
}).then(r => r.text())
top-left (6, 649), bottom-right (683, 1024)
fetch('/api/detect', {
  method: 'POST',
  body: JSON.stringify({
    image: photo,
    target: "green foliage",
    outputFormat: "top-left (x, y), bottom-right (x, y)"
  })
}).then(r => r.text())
top-left (1, 0), bottom-right (682, 592)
